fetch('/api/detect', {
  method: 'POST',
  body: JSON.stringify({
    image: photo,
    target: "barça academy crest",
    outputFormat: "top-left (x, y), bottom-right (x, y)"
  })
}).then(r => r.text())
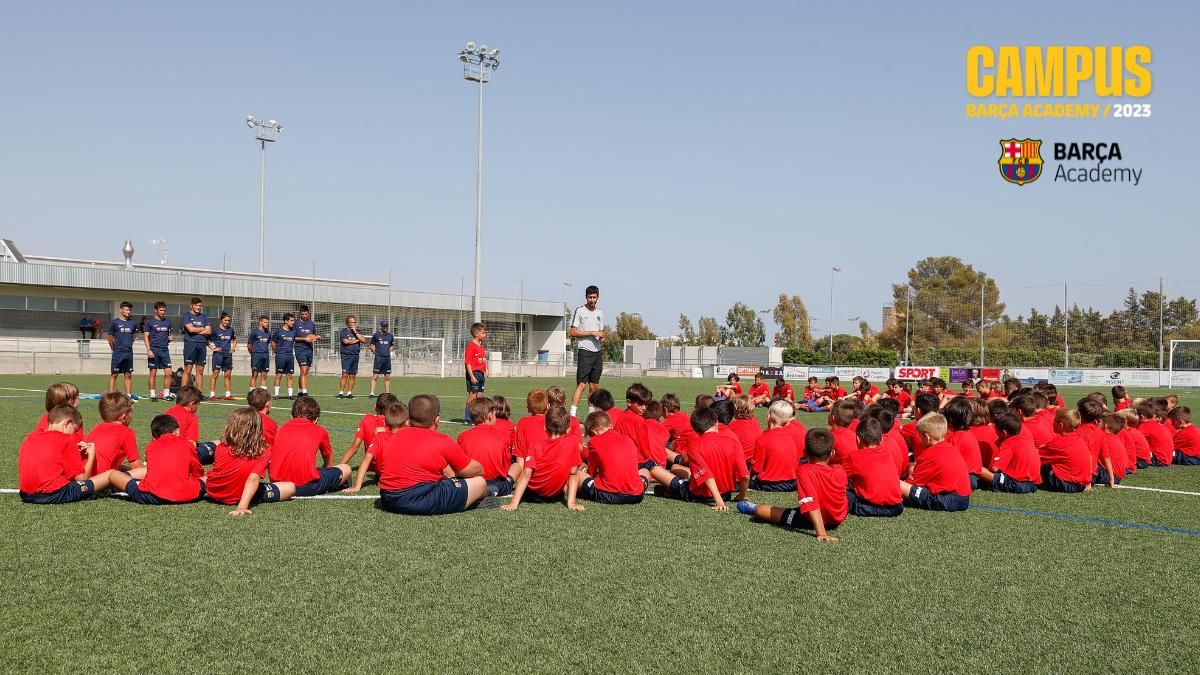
top-left (998, 138), bottom-right (1043, 186)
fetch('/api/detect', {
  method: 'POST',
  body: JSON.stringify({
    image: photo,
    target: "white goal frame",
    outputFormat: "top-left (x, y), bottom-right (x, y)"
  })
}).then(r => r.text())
top-left (392, 336), bottom-right (446, 378)
top-left (1168, 340), bottom-right (1200, 389)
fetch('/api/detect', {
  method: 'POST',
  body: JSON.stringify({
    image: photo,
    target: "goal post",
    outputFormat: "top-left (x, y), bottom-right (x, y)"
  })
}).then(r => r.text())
top-left (392, 336), bottom-right (446, 378)
top-left (1168, 339), bottom-right (1200, 389)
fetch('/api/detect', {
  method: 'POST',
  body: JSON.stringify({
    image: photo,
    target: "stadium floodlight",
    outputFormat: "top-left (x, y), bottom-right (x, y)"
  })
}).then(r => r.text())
top-left (246, 115), bottom-right (285, 273)
top-left (829, 267), bottom-right (842, 355)
top-left (458, 41), bottom-right (501, 323)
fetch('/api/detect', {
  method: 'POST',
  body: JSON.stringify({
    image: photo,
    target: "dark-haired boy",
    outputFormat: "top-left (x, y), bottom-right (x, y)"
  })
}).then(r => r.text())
top-left (246, 315), bottom-right (272, 392)
top-left (1169, 406), bottom-right (1200, 465)
top-left (348, 402), bottom-right (409, 492)
top-left (341, 393), bottom-right (398, 465)
top-left (1039, 409), bottom-right (1093, 492)
top-left (19, 406), bottom-right (115, 504)
top-left (647, 407), bottom-right (747, 510)
top-left (165, 385), bottom-right (217, 464)
top-left (504, 407), bottom-right (582, 510)
top-left (614, 383), bottom-right (664, 470)
top-left (270, 396), bottom-right (350, 496)
top-left (567, 411), bottom-right (648, 509)
top-left (1076, 399), bottom-right (1117, 487)
top-left (457, 397), bottom-right (521, 497)
top-left (107, 301), bottom-right (137, 396)
top-left (736, 428), bottom-right (844, 541)
top-left (293, 305), bottom-right (320, 396)
top-left (109, 414), bottom-right (206, 505)
top-left (748, 373), bottom-right (771, 407)
top-left (900, 391), bottom-right (939, 460)
top-left (247, 388), bottom-right (278, 448)
top-left (978, 412), bottom-right (1040, 493)
top-left (1136, 402), bottom-right (1174, 466)
top-left (899, 414), bottom-right (971, 512)
top-left (844, 418), bottom-right (904, 517)
top-left (207, 312), bottom-right (237, 401)
top-left (827, 400), bottom-right (859, 465)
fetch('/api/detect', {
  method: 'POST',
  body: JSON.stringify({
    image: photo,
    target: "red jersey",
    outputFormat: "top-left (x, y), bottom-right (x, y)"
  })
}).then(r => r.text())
top-left (1104, 433), bottom-right (1128, 478)
top-left (377, 426), bottom-right (471, 491)
top-left (728, 418), bottom-right (763, 462)
top-left (457, 424), bottom-right (513, 481)
top-left (882, 429), bottom-right (910, 477)
top-left (85, 421), bottom-right (139, 475)
top-left (354, 413), bottom-right (382, 446)
top-left (645, 418), bottom-right (670, 460)
top-left (1174, 425), bottom-right (1200, 459)
top-left (526, 435), bottom-right (580, 499)
top-left (1040, 432), bottom-right (1093, 485)
top-left (260, 412), bottom-right (278, 448)
top-left (1119, 427), bottom-right (1149, 467)
top-left (205, 444), bottom-right (272, 505)
top-left (494, 418), bottom-right (516, 452)
top-left (750, 427), bottom-right (799, 482)
top-left (827, 386), bottom-right (848, 400)
top-left (749, 382), bottom-right (770, 399)
top-left (784, 420), bottom-right (808, 456)
top-left (464, 340), bottom-right (487, 373)
top-left (726, 383), bottom-right (743, 395)
top-left (1024, 415), bottom-right (1054, 448)
top-left (829, 426), bottom-right (859, 465)
top-left (990, 435), bottom-right (1041, 483)
top-left (845, 446), bottom-right (903, 505)
top-left (270, 418), bottom-right (333, 486)
top-left (663, 411), bottom-right (694, 456)
top-left (1140, 420), bottom-right (1174, 465)
top-left (1074, 423), bottom-right (1107, 474)
top-left (585, 431), bottom-right (644, 495)
top-left (803, 386), bottom-right (821, 402)
top-left (687, 432), bottom-right (748, 499)
top-left (795, 462), bottom-right (849, 528)
top-left (900, 419), bottom-right (929, 459)
top-left (1115, 398), bottom-right (1130, 411)
top-left (603, 407), bottom-right (625, 429)
top-left (773, 383), bottom-right (795, 401)
top-left (165, 405), bottom-right (200, 443)
top-left (614, 409), bottom-right (663, 466)
top-left (947, 429), bottom-right (983, 475)
top-left (885, 389), bottom-right (911, 411)
top-left (18, 430), bottom-right (83, 494)
top-left (852, 385), bottom-right (880, 402)
top-left (35, 413), bottom-right (84, 443)
top-left (909, 440), bottom-right (972, 497)
top-left (969, 424), bottom-right (999, 471)
top-left (139, 435), bottom-right (204, 502)
top-left (514, 414), bottom-right (548, 460)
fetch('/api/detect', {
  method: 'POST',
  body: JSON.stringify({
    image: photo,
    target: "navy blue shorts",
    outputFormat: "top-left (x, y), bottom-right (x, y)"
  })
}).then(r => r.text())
top-left (111, 351), bottom-right (133, 374)
top-left (486, 476), bottom-right (514, 498)
top-left (903, 486), bottom-right (969, 512)
top-left (847, 491), bottom-right (904, 517)
top-left (20, 480), bottom-right (96, 505)
top-left (125, 478), bottom-right (206, 505)
top-left (373, 356), bottom-right (392, 375)
top-left (1092, 466), bottom-right (1120, 485)
top-left (251, 353), bottom-right (270, 373)
top-left (148, 347), bottom-right (172, 370)
top-left (777, 507), bottom-right (840, 531)
top-left (637, 459), bottom-right (657, 472)
top-left (196, 441), bottom-right (217, 465)
top-left (990, 472), bottom-right (1038, 493)
top-left (184, 341), bottom-right (208, 366)
top-left (665, 477), bottom-right (732, 504)
top-left (579, 477), bottom-right (645, 504)
top-left (294, 466), bottom-right (346, 497)
top-left (294, 350), bottom-right (313, 368)
top-left (251, 482), bottom-right (285, 505)
top-left (1174, 451), bottom-right (1200, 466)
top-left (1136, 458), bottom-right (1150, 469)
top-left (275, 353), bottom-right (295, 374)
top-left (212, 352), bottom-right (233, 372)
top-left (380, 478), bottom-right (470, 515)
top-left (466, 370), bottom-right (486, 393)
top-left (749, 476), bottom-right (797, 492)
top-left (341, 353), bottom-right (360, 375)
top-left (1039, 465), bottom-right (1087, 493)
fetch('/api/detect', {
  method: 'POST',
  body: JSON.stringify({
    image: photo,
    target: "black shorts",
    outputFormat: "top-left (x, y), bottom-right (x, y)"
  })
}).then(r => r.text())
top-left (125, 478), bottom-right (206, 505)
top-left (990, 472), bottom-right (1038, 493)
top-left (148, 347), bottom-right (172, 370)
top-left (665, 477), bottom-right (732, 505)
top-left (294, 466), bottom-right (346, 497)
top-left (184, 341), bottom-right (208, 366)
top-left (903, 486), bottom-right (969, 512)
top-left (579, 477), bottom-right (645, 505)
top-left (466, 370), bottom-right (486, 393)
top-left (749, 476), bottom-right (796, 492)
top-left (576, 349), bottom-right (603, 385)
top-left (373, 356), bottom-right (392, 375)
top-left (20, 480), bottom-right (96, 505)
top-left (380, 478), bottom-right (470, 515)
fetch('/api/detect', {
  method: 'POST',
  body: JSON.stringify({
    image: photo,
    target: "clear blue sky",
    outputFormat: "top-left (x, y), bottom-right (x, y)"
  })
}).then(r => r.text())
top-left (2, 2), bottom-right (1196, 338)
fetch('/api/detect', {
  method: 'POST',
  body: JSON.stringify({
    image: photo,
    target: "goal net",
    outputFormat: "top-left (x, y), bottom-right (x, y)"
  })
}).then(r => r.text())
top-left (1168, 340), bottom-right (1200, 388)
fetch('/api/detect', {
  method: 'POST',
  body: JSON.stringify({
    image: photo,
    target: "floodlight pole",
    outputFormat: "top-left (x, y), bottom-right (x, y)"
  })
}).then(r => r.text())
top-left (459, 43), bottom-right (500, 324)
top-left (246, 115), bottom-right (283, 274)
top-left (828, 267), bottom-right (841, 357)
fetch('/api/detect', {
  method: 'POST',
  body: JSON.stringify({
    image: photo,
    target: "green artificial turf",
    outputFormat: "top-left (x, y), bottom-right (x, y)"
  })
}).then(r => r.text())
top-left (1, 374), bottom-right (1198, 673)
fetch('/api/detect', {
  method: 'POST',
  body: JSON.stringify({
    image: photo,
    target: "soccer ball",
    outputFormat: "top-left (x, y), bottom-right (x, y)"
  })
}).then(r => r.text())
top-left (55, 370), bottom-right (61, 375)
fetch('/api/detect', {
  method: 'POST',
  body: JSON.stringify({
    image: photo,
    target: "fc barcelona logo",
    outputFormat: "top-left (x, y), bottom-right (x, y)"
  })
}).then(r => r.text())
top-left (998, 138), bottom-right (1043, 186)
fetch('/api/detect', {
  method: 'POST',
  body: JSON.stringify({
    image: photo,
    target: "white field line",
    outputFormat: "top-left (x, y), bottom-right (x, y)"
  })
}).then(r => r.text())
top-left (1116, 484), bottom-right (1200, 497)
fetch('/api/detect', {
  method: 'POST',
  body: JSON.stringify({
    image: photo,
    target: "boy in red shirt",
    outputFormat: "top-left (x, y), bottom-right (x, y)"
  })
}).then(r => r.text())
top-left (546, 385), bottom-right (584, 447)
top-left (1039, 409), bottom-right (1093, 493)
top-left (737, 428), bottom-right (843, 542)
top-left (864, 404), bottom-right (909, 479)
top-left (348, 402), bottom-right (410, 492)
top-left (978, 412), bottom-right (1040, 493)
top-left (1169, 406), bottom-right (1200, 465)
top-left (340, 392), bottom-right (397, 465)
top-left (205, 408), bottom-right (296, 515)
top-left (715, 373), bottom-right (742, 400)
top-left (899, 414), bottom-right (971, 512)
top-left (34, 381), bottom-right (84, 443)
top-left (797, 376), bottom-right (826, 412)
top-left (376, 394), bottom-right (489, 515)
top-left (491, 395), bottom-right (517, 453)
top-left (85, 392), bottom-right (143, 478)
top-left (772, 378), bottom-right (795, 406)
top-left (515, 389), bottom-right (551, 460)
top-left (1010, 396), bottom-right (1052, 448)
top-left (464, 322), bottom-right (488, 421)
top-left (164, 386), bottom-right (218, 464)
top-left (748, 373), bottom-right (771, 407)
top-left (899, 392), bottom-right (940, 460)
top-left (109, 414), bottom-right (206, 504)
top-left (504, 407), bottom-right (582, 510)
top-left (1135, 402), bottom-right (1173, 466)
top-left (660, 393), bottom-right (694, 456)
top-left (270, 396), bottom-right (351, 496)
top-left (648, 407), bottom-right (748, 510)
top-left (728, 395), bottom-right (763, 464)
top-left (884, 378), bottom-right (911, 416)
top-left (1117, 409), bottom-right (1150, 470)
top-left (844, 418), bottom-right (904, 517)
top-left (19, 406), bottom-right (115, 504)
top-left (1076, 399), bottom-right (1117, 488)
top-left (454, 397), bottom-right (520, 497)
top-left (827, 401), bottom-right (860, 465)
top-left (613, 383), bottom-right (660, 469)
top-left (567, 411), bottom-right (649, 508)
top-left (749, 400), bottom-right (800, 491)
top-left (587, 388), bottom-right (623, 427)
top-left (943, 398), bottom-right (983, 490)
top-left (643, 401), bottom-right (671, 460)
top-left (247, 388), bottom-right (278, 449)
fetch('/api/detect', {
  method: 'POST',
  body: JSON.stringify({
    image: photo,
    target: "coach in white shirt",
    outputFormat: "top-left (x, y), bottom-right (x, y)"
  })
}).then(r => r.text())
top-left (569, 285), bottom-right (605, 417)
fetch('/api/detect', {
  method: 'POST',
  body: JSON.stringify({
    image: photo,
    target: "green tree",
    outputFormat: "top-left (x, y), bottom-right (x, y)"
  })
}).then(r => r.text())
top-left (722, 302), bottom-right (765, 347)
top-left (881, 256), bottom-right (1004, 350)
top-left (697, 316), bottom-right (722, 346)
top-left (677, 313), bottom-right (696, 345)
top-left (772, 293), bottom-right (812, 349)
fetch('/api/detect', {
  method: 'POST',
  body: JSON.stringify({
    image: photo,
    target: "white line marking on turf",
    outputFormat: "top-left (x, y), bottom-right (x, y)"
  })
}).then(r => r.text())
top-left (0, 387), bottom-right (47, 393)
top-left (1117, 485), bottom-right (1200, 497)
top-left (0, 488), bottom-right (18, 494)
top-left (294, 494), bottom-right (379, 500)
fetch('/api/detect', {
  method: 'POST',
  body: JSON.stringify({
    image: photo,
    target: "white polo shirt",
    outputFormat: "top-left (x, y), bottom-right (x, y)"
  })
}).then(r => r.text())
top-left (570, 306), bottom-right (603, 353)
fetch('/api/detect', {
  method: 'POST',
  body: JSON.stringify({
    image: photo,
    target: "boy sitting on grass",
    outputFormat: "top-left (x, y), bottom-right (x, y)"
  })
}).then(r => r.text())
top-left (19, 405), bottom-right (115, 504)
top-left (1169, 406), bottom-right (1200, 465)
top-left (247, 388), bottom-right (278, 448)
top-left (341, 392), bottom-right (397, 465)
top-left (749, 400), bottom-right (800, 491)
top-left (35, 381), bottom-right (84, 442)
top-left (728, 395), bottom-right (763, 464)
top-left (1038, 409), bottom-right (1093, 493)
top-left (737, 428), bottom-right (844, 541)
top-left (978, 412), bottom-right (1040, 493)
top-left (110, 414), bottom-right (207, 505)
top-left (748, 373), bottom-right (771, 407)
top-left (504, 407), bottom-right (582, 511)
top-left (566, 411), bottom-right (649, 510)
top-left (270, 396), bottom-right (351, 497)
top-left (85, 392), bottom-right (143, 478)
top-left (515, 390), bottom-right (551, 460)
top-left (647, 407), bottom-right (748, 511)
top-left (899, 414), bottom-right (971, 512)
top-left (844, 418), bottom-right (904, 517)
top-left (164, 385), bottom-right (218, 464)
top-left (455, 397), bottom-right (520, 497)
top-left (613, 383), bottom-right (661, 470)
top-left (205, 408), bottom-right (297, 516)
top-left (347, 402), bottom-right (409, 493)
